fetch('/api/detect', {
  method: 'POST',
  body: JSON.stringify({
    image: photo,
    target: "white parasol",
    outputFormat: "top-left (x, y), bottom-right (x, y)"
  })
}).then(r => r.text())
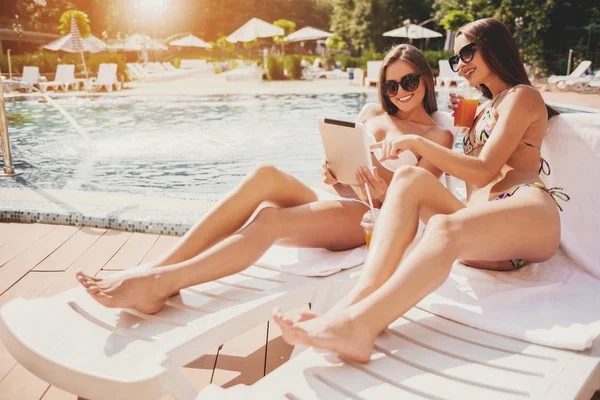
top-left (227, 18), bottom-right (284, 43)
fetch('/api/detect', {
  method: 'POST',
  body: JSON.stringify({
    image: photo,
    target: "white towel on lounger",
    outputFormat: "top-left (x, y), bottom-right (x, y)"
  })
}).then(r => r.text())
top-left (255, 245), bottom-right (367, 277)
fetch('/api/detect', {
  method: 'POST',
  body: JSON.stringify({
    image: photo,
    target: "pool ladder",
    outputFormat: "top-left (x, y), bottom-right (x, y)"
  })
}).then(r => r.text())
top-left (0, 79), bottom-right (21, 177)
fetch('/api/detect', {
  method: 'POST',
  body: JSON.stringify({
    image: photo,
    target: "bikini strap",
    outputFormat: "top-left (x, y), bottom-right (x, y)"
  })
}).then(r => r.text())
top-left (546, 187), bottom-right (570, 212)
top-left (539, 157), bottom-right (551, 176)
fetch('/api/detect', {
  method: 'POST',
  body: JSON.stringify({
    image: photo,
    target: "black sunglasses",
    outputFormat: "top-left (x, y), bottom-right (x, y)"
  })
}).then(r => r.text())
top-left (381, 74), bottom-right (422, 97)
top-left (449, 42), bottom-right (477, 72)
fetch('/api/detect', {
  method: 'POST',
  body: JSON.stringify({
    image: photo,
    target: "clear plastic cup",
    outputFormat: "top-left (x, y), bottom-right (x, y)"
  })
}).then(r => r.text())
top-left (360, 208), bottom-right (380, 249)
top-left (453, 82), bottom-right (480, 128)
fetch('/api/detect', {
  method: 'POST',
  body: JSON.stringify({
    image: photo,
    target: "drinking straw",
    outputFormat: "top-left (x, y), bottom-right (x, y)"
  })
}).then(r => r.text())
top-left (364, 183), bottom-right (378, 223)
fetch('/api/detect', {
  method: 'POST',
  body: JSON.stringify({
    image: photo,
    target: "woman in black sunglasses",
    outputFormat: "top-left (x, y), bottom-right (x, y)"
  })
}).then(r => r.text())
top-left (274, 18), bottom-right (568, 364)
top-left (76, 44), bottom-right (453, 314)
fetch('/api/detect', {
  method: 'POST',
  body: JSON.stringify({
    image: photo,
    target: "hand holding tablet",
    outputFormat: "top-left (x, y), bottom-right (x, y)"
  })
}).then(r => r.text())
top-left (318, 118), bottom-right (419, 187)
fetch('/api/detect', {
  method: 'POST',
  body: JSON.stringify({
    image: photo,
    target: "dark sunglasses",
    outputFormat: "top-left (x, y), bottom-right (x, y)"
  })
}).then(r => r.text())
top-left (449, 42), bottom-right (477, 72)
top-left (381, 74), bottom-right (422, 97)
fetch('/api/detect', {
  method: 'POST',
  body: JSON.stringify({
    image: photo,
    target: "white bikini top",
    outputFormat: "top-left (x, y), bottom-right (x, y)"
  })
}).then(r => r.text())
top-left (368, 134), bottom-right (419, 171)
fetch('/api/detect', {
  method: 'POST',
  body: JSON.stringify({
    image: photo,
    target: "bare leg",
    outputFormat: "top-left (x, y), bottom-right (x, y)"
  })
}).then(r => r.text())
top-left (152, 165), bottom-right (318, 267)
top-left (274, 186), bottom-right (560, 362)
top-left (81, 199), bottom-right (369, 313)
top-left (330, 166), bottom-right (464, 312)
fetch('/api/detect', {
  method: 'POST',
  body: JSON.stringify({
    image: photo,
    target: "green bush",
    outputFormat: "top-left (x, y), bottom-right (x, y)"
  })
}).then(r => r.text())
top-left (422, 50), bottom-right (454, 71)
top-left (283, 55), bottom-right (302, 80)
top-left (266, 54), bottom-right (285, 80)
top-left (0, 52), bottom-right (59, 75)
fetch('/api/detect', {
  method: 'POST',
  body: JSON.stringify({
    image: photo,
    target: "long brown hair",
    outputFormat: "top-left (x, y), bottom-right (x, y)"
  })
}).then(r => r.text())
top-left (456, 18), bottom-right (558, 118)
top-left (378, 44), bottom-right (437, 116)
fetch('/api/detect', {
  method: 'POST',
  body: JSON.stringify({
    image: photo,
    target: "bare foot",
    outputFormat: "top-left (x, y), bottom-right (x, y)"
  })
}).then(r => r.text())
top-left (75, 270), bottom-right (173, 314)
top-left (272, 308), bottom-right (375, 363)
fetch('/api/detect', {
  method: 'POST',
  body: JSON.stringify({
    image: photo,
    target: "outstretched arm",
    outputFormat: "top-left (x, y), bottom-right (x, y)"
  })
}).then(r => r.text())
top-left (382, 87), bottom-right (545, 187)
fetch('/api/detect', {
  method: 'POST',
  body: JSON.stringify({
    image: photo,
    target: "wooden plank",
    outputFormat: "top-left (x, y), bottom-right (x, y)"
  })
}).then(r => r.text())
top-left (40, 386), bottom-right (77, 400)
top-left (0, 271), bottom-right (68, 307)
top-left (265, 306), bottom-right (309, 375)
top-left (212, 323), bottom-right (268, 388)
top-left (66, 230), bottom-right (133, 276)
top-left (0, 225), bottom-right (81, 295)
top-left (0, 224), bottom-right (56, 268)
top-left (103, 232), bottom-right (159, 270)
top-left (34, 227), bottom-right (107, 272)
top-left (0, 224), bottom-right (24, 248)
top-left (139, 234), bottom-right (180, 265)
top-left (0, 364), bottom-right (49, 400)
top-left (0, 341), bottom-right (15, 382)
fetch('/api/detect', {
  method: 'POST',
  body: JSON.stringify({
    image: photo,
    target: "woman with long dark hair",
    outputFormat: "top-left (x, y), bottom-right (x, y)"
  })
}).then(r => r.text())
top-left (75, 45), bottom-right (453, 314)
top-left (273, 18), bottom-right (569, 362)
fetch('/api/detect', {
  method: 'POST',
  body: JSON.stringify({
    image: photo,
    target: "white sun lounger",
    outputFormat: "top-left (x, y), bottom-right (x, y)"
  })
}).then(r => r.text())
top-left (87, 63), bottom-right (122, 92)
top-left (39, 64), bottom-right (79, 92)
top-left (547, 60), bottom-right (592, 90)
top-left (20, 66), bottom-right (41, 90)
top-left (198, 306), bottom-right (599, 400)
top-left (0, 264), bottom-right (359, 400)
top-left (437, 60), bottom-right (467, 88)
top-left (364, 61), bottom-right (383, 87)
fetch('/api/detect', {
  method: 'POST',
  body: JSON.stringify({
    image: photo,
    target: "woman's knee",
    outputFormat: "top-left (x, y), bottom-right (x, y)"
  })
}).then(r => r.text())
top-left (387, 166), bottom-right (431, 198)
top-left (424, 214), bottom-right (462, 247)
top-left (249, 164), bottom-right (283, 183)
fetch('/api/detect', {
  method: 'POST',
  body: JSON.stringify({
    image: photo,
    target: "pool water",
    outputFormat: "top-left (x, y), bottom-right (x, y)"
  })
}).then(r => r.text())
top-left (1, 93), bottom-right (580, 199)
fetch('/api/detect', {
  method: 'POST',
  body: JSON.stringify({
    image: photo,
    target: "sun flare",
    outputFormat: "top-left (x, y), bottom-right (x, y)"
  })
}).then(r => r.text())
top-left (134, 0), bottom-right (168, 15)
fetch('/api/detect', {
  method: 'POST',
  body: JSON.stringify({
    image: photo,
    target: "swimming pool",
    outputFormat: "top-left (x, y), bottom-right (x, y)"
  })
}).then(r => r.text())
top-left (2, 93), bottom-right (583, 199)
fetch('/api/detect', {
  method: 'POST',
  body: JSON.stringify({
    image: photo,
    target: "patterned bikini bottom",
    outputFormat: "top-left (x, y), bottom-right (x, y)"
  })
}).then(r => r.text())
top-left (490, 182), bottom-right (570, 270)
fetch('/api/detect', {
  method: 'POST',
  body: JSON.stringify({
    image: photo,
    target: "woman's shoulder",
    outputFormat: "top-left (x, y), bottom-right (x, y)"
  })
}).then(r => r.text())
top-left (356, 103), bottom-right (384, 123)
top-left (500, 85), bottom-right (546, 115)
top-left (504, 85), bottom-right (544, 105)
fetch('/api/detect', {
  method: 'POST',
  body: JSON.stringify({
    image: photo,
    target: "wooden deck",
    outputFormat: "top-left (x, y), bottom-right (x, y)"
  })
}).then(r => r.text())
top-left (0, 222), bottom-right (303, 400)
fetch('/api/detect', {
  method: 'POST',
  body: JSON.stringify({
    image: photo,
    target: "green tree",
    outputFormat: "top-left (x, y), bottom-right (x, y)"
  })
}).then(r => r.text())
top-left (16, 0), bottom-right (73, 33)
top-left (326, 34), bottom-right (349, 53)
top-left (215, 34), bottom-right (235, 56)
top-left (58, 10), bottom-right (91, 38)
top-left (439, 10), bottom-right (474, 32)
top-left (273, 19), bottom-right (297, 45)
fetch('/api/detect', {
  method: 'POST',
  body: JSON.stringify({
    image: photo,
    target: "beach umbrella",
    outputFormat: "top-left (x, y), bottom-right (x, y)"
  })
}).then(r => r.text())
top-left (43, 16), bottom-right (100, 79)
top-left (285, 27), bottom-right (333, 43)
top-left (168, 34), bottom-right (212, 48)
top-left (383, 24), bottom-right (443, 40)
top-left (227, 18), bottom-right (284, 43)
top-left (444, 30), bottom-right (456, 51)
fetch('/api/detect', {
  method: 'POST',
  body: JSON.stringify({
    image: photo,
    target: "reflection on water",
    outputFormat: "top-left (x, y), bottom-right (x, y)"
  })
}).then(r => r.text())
top-left (2, 93), bottom-right (577, 199)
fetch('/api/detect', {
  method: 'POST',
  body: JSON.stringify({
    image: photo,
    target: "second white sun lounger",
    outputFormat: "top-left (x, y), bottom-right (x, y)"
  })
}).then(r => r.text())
top-left (39, 64), bottom-right (79, 92)
top-left (198, 306), bottom-right (599, 400)
top-left (0, 264), bottom-right (359, 400)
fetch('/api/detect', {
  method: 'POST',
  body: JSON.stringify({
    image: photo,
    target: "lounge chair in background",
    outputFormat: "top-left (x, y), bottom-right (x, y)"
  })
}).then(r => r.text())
top-left (547, 60), bottom-right (592, 90)
top-left (39, 64), bottom-right (79, 92)
top-left (564, 70), bottom-right (600, 93)
top-left (20, 66), bottom-right (41, 90)
top-left (437, 60), bottom-right (466, 88)
top-left (364, 61), bottom-right (383, 87)
top-left (86, 63), bottom-right (122, 92)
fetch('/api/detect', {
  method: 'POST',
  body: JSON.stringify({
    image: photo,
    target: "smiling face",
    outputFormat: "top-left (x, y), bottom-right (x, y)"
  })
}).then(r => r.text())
top-left (453, 34), bottom-right (494, 86)
top-left (383, 60), bottom-right (425, 114)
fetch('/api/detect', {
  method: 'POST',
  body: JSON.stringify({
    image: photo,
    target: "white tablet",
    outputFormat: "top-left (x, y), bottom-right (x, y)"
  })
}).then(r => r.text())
top-left (318, 118), bottom-right (373, 186)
